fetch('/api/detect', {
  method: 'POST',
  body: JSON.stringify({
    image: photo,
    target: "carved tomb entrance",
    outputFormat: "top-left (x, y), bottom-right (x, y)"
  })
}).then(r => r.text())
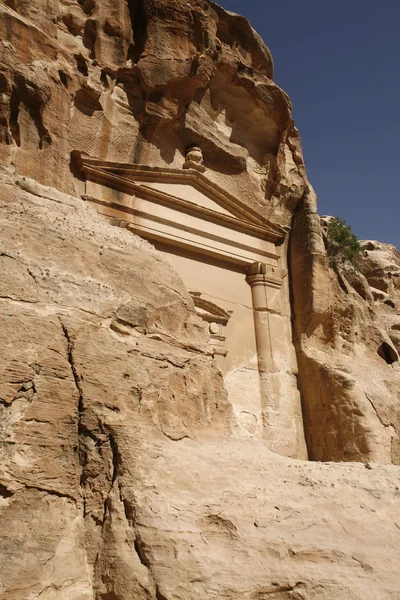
top-left (74, 152), bottom-right (307, 459)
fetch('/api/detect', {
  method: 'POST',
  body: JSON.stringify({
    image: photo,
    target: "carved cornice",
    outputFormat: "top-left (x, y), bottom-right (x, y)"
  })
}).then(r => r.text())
top-left (73, 152), bottom-right (287, 245)
top-left (189, 292), bottom-right (232, 325)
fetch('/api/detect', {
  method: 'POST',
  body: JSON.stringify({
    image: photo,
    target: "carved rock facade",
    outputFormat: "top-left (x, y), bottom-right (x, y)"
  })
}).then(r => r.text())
top-left (0, 1), bottom-right (400, 599)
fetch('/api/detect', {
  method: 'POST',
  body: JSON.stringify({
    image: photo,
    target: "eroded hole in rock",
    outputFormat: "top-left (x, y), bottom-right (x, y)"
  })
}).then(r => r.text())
top-left (384, 298), bottom-right (396, 308)
top-left (83, 18), bottom-right (97, 58)
top-left (79, 0), bottom-right (95, 15)
top-left (0, 73), bottom-right (8, 94)
top-left (377, 342), bottom-right (398, 365)
top-left (191, 10), bottom-right (206, 51)
top-left (14, 77), bottom-right (54, 150)
top-left (147, 89), bottom-right (163, 104)
top-left (62, 10), bottom-right (83, 36)
top-left (74, 88), bottom-right (102, 116)
top-left (100, 69), bottom-right (110, 88)
top-left (0, 484), bottom-right (13, 499)
top-left (337, 272), bottom-right (349, 294)
top-left (99, 593), bottom-right (118, 600)
top-left (216, 18), bottom-right (244, 51)
top-left (0, 115), bottom-right (10, 145)
top-left (9, 87), bottom-right (21, 147)
top-left (127, 0), bottom-right (147, 63)
top-left (0, 75), bottom-right (11, 144)
top-left (101, 68), bottom-right (117, 91)
top-left (75, 54), bottom-right (89, 77)
top-left (134, 536), bottom-right (150, 568)
top-left (39, 132), bottom-right (52, 150)
top-left (58, 70), bottom-right (69, 88)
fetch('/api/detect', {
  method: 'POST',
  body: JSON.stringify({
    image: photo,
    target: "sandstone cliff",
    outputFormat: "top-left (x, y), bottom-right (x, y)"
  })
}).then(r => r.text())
top-left (291, 206), bottom-right (400, 464)
top-left (1, 1), bottom-right (400, 599)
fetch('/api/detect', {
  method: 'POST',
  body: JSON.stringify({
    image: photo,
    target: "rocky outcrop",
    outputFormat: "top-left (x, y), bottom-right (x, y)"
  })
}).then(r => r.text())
top-left (1, 1), bottom-right (400, 599)
top-left (358, 242), bottom-right (400, 363)
top-left (291, 203), bottom-right (400, 464)
top-left (0, 168), bottom-right (233, 596)
top-left (0, 0), bottom-right (306, 222)
top-left (1, 171), bottom-right (400, 600)
top-left (0, 0), bottom-right (311, 458)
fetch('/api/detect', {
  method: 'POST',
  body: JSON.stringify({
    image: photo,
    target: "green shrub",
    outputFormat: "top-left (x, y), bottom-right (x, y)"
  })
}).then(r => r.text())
top-left (325, 217), bottom-right (361, 268)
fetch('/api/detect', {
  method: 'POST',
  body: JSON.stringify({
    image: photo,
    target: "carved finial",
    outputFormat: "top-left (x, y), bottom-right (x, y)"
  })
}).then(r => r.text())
top-left (183, 145), bottom-right (206, 173)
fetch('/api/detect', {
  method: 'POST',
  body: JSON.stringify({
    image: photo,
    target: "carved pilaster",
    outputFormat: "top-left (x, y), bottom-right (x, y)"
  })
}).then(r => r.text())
top-left (246, 262), bottom-right (287, 372)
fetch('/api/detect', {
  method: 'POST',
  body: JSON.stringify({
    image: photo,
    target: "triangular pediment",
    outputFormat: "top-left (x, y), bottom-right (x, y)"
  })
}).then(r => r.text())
top-left (74, 153), bottom-right (287, 244)
top-left (141, 180), bottom-right (234, 219)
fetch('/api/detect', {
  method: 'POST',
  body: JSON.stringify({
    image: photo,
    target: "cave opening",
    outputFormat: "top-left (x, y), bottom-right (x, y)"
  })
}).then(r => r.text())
top-left (377, 341), bottom-right (398, 365)
top-left (127, 0), bottom-right (148, 64)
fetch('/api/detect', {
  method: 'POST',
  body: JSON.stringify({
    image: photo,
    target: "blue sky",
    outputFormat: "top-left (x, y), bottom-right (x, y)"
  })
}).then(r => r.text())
top-left (218, 0), bottom-right (400, 247)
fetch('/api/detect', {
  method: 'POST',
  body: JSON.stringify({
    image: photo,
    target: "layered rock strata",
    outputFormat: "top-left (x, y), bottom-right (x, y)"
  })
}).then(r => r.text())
top-left (1, 170), bottom-right (400, 600)
top-left (291, 203), bottom-right (400, 464)
top-left (1, 1), bottom-right (400, 599)
top-left (0, 0), bottom-right (310, 458)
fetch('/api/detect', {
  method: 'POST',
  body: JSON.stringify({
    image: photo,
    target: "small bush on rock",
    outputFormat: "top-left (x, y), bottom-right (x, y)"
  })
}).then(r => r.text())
top-left (326, 217), bottom-right (361, 268)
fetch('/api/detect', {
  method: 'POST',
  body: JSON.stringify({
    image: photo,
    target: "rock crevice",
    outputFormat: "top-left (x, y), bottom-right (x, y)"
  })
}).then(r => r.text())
top-left (1, 2), bottom-right (400, 599)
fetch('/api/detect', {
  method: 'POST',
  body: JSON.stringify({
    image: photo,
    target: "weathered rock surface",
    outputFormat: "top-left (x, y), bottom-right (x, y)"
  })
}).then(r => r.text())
top-left (1, 0), bottom-right (400, 599)
top-left (0, 0), bottom-right (306, 222)
top-left (1, 0), bottom-right (310, 459)
top-left (1, 171), bottom-right (400, 600)
top-left (291, 204), bottom-right (400, 464)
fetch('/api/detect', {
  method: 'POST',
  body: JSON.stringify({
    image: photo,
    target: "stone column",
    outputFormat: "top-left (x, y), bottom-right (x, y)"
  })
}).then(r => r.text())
top-left (246, 262), bottom-right (308, 459)
top-left (246, 262), bottom-right (287, 373)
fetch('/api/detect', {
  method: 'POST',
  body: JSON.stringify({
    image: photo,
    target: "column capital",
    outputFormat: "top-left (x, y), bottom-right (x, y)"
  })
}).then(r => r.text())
top-left (246, 262), bottom-right (287, 290)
